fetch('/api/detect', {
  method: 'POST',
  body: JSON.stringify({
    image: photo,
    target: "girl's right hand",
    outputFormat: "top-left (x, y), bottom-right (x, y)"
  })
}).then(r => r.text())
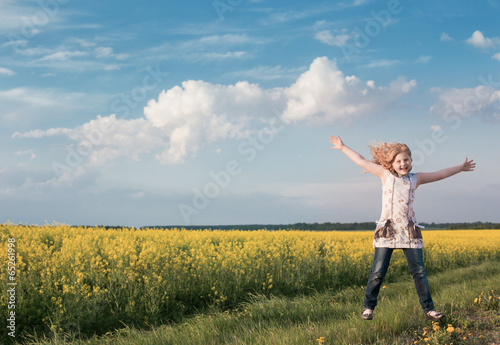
top-left (329, 135), bottom-right (344, 150)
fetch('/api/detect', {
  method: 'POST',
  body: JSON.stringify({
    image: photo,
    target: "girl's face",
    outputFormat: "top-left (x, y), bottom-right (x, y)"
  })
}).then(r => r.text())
top-left (392, 152), bottom-right (412, 176)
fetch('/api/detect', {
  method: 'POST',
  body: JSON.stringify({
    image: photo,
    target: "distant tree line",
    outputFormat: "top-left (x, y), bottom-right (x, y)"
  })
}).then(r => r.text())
top-left (445, 222), bottom-right (500, 230)
top-left (138, 221), bottom-right (500, 231)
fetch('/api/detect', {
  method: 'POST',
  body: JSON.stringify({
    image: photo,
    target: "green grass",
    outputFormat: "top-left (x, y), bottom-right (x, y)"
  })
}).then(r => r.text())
top-left (12, 260), bottom-right (500, 345)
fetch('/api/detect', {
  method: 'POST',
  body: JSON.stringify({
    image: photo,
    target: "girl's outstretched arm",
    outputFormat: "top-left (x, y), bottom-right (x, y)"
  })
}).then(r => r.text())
top-left (417, 158), bottom-right (476, 186)
top-left (330, 135), bottom-right (385, 178)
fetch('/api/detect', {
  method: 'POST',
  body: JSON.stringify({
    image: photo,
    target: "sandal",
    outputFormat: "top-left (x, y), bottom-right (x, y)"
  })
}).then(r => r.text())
top-left (425, 310), bottom-right (445, 321)
top-left (362, 308), bottom-right (373, 320)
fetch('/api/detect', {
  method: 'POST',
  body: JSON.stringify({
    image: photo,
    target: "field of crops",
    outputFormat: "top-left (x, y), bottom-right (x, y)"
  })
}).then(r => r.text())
top-left (1, 224), bottom-right (499, 342)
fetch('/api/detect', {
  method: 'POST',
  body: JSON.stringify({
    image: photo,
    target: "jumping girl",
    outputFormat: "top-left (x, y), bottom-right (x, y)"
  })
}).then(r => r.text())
top-left (329, 135), bottom-right (476, 321)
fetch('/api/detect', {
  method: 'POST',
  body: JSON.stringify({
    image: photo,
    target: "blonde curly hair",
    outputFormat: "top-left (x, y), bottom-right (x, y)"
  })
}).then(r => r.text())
top-left (369, 141), bottom-right (412, 176)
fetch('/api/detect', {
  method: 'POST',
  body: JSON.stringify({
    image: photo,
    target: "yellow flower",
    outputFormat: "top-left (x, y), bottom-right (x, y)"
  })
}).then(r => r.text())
top-left (446, 326), bottom-right (454, 333)
top-left (316, 337), bottom-right (325, 344)
top-left (3, 224), bottom-right (500, 341)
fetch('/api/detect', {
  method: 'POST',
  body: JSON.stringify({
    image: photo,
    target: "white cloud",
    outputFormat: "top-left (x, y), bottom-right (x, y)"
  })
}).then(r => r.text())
top-left (0, 87), bottom-right (89, 120)
top-left (12, 127), bottom-right (74, 138)
top-left (198, 34), bottom-right (262, 45)
top-left (225, 65), bottom-right (307, 81)
top-left (5, 37), bottom-right (129, 72)
top-left (16, 57), bottom-right (417, 165)
top-left (440, 32), bottom-right (453, 41)
top-left (415, 55), bottom-right (431, 64)
top-left (15, 150), bottom-right (36, 166)
top-left (0, 2), bottom-right (24, 32)
top-left (0, 1), bottom-right (62, 33)
top-left (315, 30), bottom-right (351, 47)
top-left (359, 59), bottom-right (400, 69)
top-left (466, 30), bottom-right (500, 49)
top-left (0, 165), bottom-right (88, 197)
top-left (15, 150), bottom-right (36, 158)
top-left (131, 191), bottom-right (145, 199)
top-left (282, 57), bottom-right (415, 123)
top-left (352, 0), bottom-right (371, 5)
top-left (144, 80), bottom-right (282, 164)
top-left (104, 64), bottom-right (120, 71)
top-left (430, 85), bottom-right (500, 122)
top-left (15, 115), bottom-right (164, 166)
top-left (95, 46), bottom-right (113, 58)
top-left (262, 7), bottom-right (331, 25)
top-left (492, 52), bottom-right (500, 62)
top-left (37, 50), bottom-right (88, 62)
top-left (0, 87), bottom-right (103, 127)
top-left (1, 87), bottom-right (110, 132)
top-left (200, 51), bottom-right (248, 60)
top-left (1, 87), bottom-right (57, 106)
top-left (0, 67), bottom-right (15, 76)
top-left (147, 34), bottom-right (270, 62)
top-left (430, 125), bottom-right (442, 131)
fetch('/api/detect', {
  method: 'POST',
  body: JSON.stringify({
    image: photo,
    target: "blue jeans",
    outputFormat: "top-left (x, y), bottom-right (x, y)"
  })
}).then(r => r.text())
top-left (363, 248), bottom-right (435, 313)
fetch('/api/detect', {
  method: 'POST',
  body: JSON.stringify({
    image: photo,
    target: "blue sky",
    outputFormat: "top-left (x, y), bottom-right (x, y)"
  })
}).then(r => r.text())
top-left (1, 0), bottom-right (499, 227)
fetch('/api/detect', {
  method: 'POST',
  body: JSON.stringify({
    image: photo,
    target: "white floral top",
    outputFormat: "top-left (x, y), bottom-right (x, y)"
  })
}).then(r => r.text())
top-left (373, 171), bottom-right (424, 249)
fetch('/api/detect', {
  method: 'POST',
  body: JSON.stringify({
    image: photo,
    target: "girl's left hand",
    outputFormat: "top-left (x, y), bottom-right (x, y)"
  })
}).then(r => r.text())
top-left (462, 158), bottom-right (476, 171)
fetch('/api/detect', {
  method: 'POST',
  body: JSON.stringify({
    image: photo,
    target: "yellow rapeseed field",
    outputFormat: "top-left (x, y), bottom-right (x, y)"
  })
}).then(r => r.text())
top-left (1, 224), bottom-right (499, 338)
